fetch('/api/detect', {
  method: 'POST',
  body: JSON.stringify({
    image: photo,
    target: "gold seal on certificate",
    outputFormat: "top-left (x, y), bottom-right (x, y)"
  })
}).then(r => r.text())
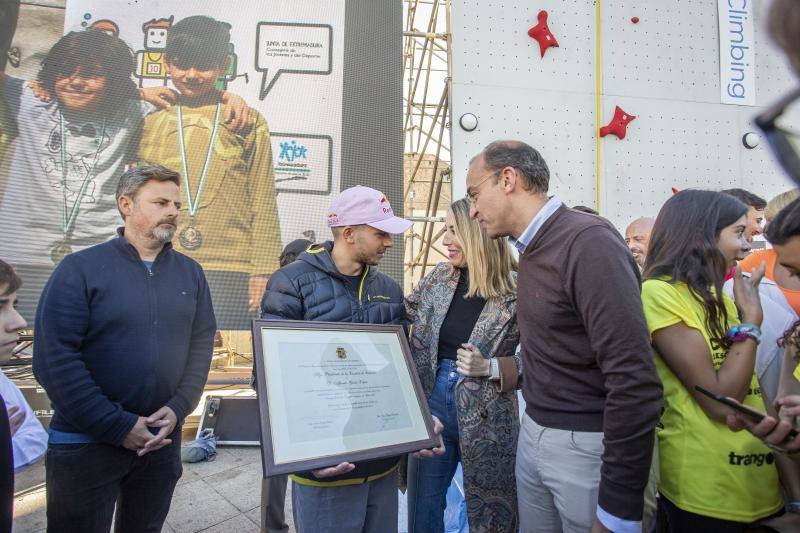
top-left (251, 320), bottom-right (437, 477)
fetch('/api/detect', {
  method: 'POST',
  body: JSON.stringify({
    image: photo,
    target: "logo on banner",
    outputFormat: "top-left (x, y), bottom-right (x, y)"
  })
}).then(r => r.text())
top-left (279, 140), bottom-right (308, 162)
top-left (272, 133), bottom-right (333, 195)
top-left (276, 138), bottom-right (315, 189)
top-left (718, 0), bottom-right (755, 106)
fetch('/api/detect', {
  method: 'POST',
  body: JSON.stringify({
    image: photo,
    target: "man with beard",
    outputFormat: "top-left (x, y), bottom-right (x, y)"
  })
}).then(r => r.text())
top-left (33, 165), bottom-right (216, 532)
top-left (259, 185), bottom-right (444, 533)
top-left (624, 217), bottom-right (655, 270)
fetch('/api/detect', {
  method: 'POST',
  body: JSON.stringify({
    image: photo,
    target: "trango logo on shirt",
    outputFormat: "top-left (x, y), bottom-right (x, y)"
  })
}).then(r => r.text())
top-left (728, 451), bottom-right (774, 466)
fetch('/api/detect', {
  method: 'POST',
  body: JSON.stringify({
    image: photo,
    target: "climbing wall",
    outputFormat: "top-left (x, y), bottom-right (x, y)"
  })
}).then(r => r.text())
top-left (450, 0), bottom-right (800, 230)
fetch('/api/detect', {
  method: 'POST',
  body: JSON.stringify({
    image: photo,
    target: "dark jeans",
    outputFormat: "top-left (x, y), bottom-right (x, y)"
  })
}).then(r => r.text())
top-left (45, 434), bottom-right (182, 533)
top-left (656, 493), bottom-right (780, 533)
top-left (407, 359), bottom-right (461, 533)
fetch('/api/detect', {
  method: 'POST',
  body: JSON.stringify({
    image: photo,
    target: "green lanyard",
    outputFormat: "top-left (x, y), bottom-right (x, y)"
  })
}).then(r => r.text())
top-left (176, 103), bottom-right (221, 217)
top-left (59, 113), bottom-right (106, 241)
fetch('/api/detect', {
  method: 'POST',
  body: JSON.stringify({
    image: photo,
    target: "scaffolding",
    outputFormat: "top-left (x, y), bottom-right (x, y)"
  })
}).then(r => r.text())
top-left (402, 0), bottom-right (452, 291)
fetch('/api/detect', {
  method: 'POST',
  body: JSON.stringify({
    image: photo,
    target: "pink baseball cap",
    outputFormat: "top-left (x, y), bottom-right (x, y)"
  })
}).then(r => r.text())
top-left (327, 186), bottom-right (413, 234)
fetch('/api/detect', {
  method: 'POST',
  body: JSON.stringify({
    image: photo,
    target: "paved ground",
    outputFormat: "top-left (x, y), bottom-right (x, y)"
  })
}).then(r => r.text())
top-left (12, 445), bottom-right (295, 533)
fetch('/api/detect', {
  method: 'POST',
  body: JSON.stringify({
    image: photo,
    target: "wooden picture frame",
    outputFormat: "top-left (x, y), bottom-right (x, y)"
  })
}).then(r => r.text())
top-left (251, 319), bottom-right (437, 477)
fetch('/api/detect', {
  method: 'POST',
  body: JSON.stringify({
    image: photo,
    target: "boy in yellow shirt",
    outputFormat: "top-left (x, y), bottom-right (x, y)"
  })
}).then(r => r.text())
top-left (138, 15), bottom-right (281, 329)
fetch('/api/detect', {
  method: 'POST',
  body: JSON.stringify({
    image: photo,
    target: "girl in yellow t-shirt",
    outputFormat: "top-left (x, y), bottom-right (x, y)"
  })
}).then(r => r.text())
top-left (641, 190), bottom-right (783, 531)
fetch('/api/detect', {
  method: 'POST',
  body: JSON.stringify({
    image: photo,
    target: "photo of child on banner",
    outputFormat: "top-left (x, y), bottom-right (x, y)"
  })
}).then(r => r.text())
top-left (137, 15), bottom-right (281, 329)
top-left (0, 13), bottom-right (275, 329)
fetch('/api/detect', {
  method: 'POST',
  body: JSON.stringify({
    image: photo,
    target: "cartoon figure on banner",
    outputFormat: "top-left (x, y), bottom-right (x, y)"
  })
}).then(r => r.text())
top-left (138, 15), bottom-right (282, 330)
top-left (135, 15), bottom-right (173, 88)
top-left (215, 42), bottom-right (249, 90)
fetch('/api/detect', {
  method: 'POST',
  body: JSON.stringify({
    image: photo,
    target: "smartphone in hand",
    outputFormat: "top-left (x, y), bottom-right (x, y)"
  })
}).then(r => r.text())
top-left (695, 385), bottom-right (800, 438)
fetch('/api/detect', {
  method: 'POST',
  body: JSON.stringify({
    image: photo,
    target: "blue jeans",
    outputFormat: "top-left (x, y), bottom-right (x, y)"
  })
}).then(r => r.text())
top-left (408, 359), bottom-right (461, 533)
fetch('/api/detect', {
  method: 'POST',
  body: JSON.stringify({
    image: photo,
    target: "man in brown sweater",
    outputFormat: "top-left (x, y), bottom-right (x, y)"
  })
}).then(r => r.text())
top-left (465, 140), bottom-right (663, 533)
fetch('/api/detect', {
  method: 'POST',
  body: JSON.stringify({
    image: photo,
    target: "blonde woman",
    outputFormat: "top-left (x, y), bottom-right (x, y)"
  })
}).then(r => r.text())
top-left (765, 189), bottom-right (800, 231)
top-left (405, 198), bottom-right (520, 533)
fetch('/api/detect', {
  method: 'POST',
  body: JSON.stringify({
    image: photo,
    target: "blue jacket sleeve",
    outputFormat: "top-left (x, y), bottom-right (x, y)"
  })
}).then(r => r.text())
top-left (32, 259), bottom-right (138, 446)
top-left (165, 268), bottom-right (217, 424)
top-left (260, 269), bottom-right (303, 320)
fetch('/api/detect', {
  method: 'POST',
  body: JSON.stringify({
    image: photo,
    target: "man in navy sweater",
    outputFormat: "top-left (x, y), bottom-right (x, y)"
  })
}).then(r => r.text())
top-left (33, 165), bottom-right (217, 532)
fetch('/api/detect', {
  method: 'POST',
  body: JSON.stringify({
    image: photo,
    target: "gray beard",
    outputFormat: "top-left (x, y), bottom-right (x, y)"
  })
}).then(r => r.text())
top-left (152, 226), bottom-right (176, 244)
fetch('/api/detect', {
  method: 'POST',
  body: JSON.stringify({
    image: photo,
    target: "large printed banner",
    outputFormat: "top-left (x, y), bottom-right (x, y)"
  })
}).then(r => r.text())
top-left (0, 1), bottom-right (355, 329)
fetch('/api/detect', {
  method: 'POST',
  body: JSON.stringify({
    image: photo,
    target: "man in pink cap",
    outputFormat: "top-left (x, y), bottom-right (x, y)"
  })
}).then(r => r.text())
top-left (257, 185), bottom-right (443, 533)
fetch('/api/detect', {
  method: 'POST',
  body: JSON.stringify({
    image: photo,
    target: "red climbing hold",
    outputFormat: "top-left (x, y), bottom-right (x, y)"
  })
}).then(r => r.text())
top-left (631, 16), bottom-right (640, 24)
top-left (600, 106), bottom-right (636, 140)
top-left (528, 10), bottom-right (559, 58)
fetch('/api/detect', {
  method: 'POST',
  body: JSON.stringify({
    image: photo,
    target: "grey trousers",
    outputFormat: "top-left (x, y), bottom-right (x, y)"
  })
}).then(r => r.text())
top-left (261, 475), bottom-right (289, 533)
top-left (291, 470), bottom-right (398, 533)
top-left (516, 413), bottom-right (603, 533)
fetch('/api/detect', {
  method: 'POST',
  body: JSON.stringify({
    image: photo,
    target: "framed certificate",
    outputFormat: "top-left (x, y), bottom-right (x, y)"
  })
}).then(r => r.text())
top-left (252, 320), bottom-right (438, 477)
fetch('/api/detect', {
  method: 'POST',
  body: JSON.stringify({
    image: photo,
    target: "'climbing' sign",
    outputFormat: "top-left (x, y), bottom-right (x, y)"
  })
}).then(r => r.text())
top-left (718, 0), bottom-right (755, 106)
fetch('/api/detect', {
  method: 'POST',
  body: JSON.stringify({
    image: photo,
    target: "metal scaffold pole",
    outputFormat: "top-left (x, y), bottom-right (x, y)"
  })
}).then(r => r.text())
top-left (402, 0), bottom-right (451, 290)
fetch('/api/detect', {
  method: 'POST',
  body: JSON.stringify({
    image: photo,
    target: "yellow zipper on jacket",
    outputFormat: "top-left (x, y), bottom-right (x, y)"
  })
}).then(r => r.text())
top-left (357, 265), bottom-right (370, 304)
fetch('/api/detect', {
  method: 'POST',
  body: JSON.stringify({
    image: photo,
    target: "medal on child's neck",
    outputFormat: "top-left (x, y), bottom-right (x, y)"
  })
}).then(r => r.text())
top-left (176, 102), bottom-right (221, 251)
top-left (52, 112), bottom-right (107, 265)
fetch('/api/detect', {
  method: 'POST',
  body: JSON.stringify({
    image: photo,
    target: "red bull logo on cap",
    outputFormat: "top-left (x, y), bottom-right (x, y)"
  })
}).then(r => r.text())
top-left (327, 212), bottom-right (339, 225)
top-left (380, 196), bottom-right (392, 214)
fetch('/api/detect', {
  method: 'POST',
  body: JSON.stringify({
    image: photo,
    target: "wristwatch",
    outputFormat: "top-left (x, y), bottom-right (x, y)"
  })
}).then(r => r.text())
top-left (787, 501), bottom-right (800, 514)
top-left (727, 323), bottom-right (762, 345)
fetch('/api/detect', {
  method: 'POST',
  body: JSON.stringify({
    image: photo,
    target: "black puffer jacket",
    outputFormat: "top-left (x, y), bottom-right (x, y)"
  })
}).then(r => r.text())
top-left (259, 241), bottom-right (406, 484)
top-left (261, 241), bottom-right (405, 325)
